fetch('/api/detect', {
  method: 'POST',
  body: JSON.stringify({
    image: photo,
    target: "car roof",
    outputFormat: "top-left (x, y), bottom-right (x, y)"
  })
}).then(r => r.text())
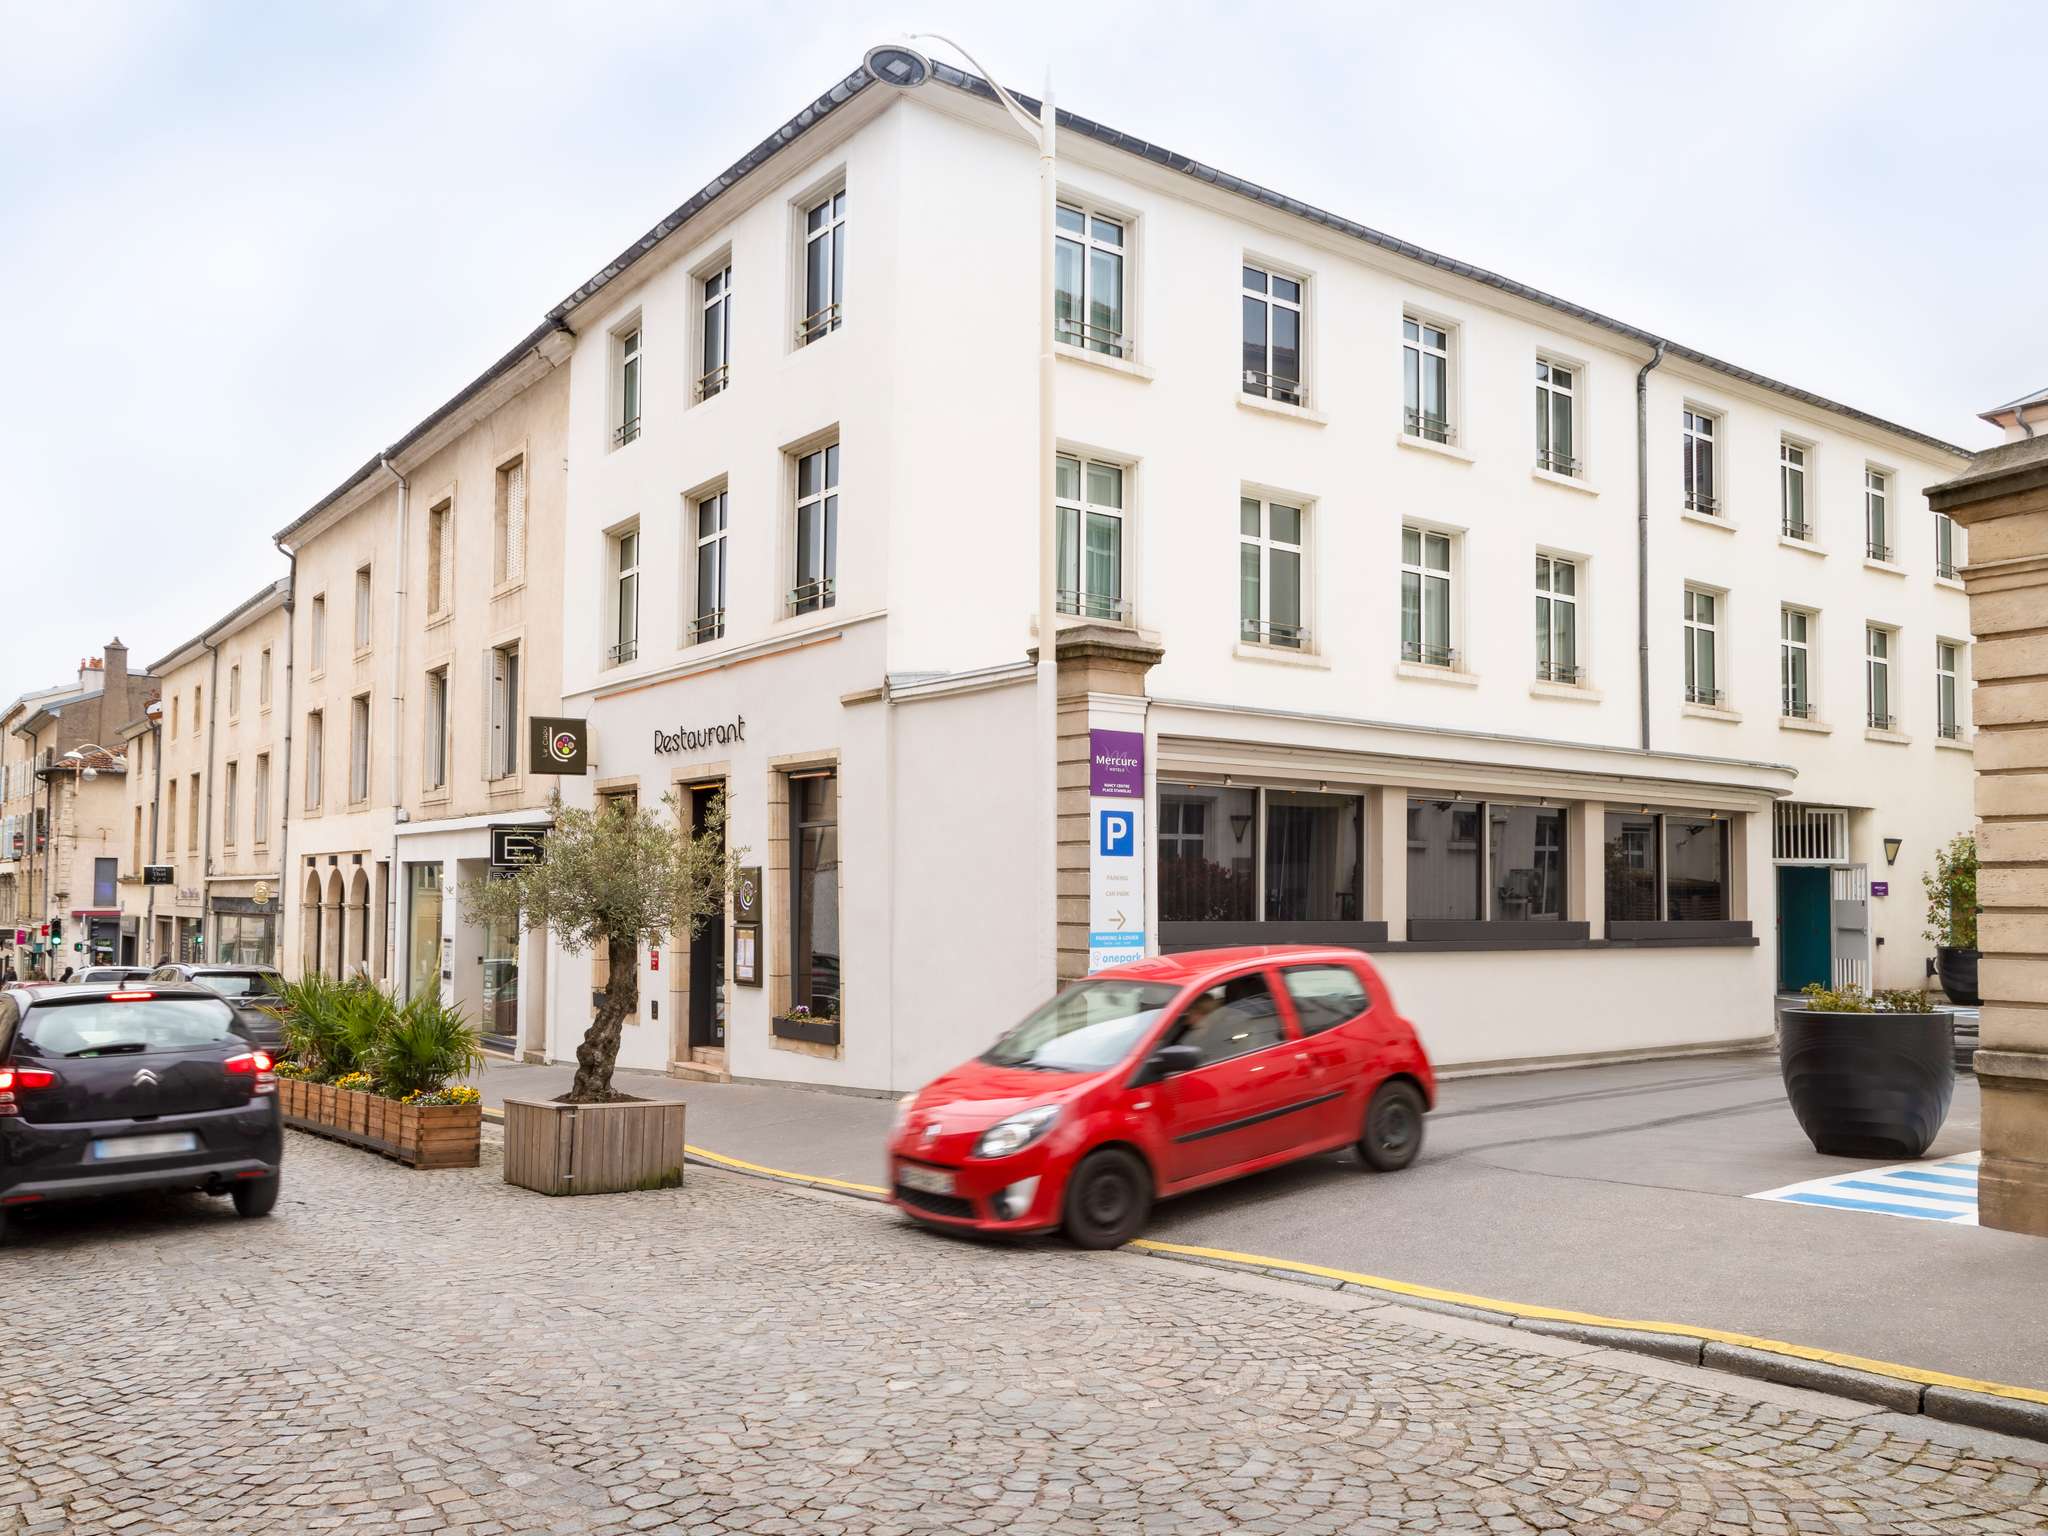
top-left (162, 963), bottom-right (280, 975)
top-left (13, 980), bottom-right (224, 1004)
top-left (1093, 945), bottom-right (1375, 985)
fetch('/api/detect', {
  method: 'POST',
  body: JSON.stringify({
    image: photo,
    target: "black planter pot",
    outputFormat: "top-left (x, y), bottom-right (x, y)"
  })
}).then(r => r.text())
top-left (1777, 1008), bottom-right (1956, 1159)
top-left (1935, 945), bottom-right (1981, 1007)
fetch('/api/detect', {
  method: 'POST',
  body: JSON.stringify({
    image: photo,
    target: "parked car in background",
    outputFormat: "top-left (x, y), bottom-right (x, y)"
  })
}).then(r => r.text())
top-left (0, 982), bottom-right (283, 1241)
top-left (78, 967), bottom-right (153, 987)
top-left (147, 964), bottom-right (288, 1058)
top-left (888, 946), bottom-right (1435, 1248)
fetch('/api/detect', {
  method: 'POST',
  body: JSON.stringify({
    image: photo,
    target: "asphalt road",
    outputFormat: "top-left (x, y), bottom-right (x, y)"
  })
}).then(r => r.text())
top-left (474, 1050), bottom-right (2040, 1390)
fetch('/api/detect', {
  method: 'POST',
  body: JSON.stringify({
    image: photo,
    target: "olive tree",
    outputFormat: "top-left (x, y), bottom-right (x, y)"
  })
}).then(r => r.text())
top-left (463, 791), bottom-right (738, 1102)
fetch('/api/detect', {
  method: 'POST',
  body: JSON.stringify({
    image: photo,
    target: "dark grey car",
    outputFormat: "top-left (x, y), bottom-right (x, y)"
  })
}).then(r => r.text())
top-left (147, 965), bottom-right (288, 1058)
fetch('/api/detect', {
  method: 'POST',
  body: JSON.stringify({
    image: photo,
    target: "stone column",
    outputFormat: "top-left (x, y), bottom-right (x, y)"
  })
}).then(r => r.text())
top-left (1571, 799), bottom-right (1606, 939)
top-left (1928, 438), bottom-right (2048, 1236)
top-left (1051, 625), bottom-right (1165, 985)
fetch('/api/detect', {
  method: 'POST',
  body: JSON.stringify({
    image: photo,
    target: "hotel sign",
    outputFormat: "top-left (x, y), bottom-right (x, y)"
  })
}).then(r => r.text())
top-left (654, 715), bottom-right (745, 755)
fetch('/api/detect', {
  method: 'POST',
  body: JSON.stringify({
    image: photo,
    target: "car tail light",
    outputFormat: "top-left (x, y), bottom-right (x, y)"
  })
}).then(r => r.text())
top-left (0, 1065), bottom-right (56, 1117)
top-left (107, 990), bottom-right (154, 1002)
top-left (224, 1051), bottom-right (278, 1095)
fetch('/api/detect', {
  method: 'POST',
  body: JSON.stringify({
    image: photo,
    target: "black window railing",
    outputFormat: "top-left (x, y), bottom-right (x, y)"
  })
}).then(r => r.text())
top-left (1937, 720), bottom-right (1963, 740)
top-left (1685, 492), bottom-right (1720, 516)
top-left (1056, 319), bottom-right (1129, 358)
top-left (1402, 640), bottom-right (1458, 669)
top-left (608, 639), bottom-right (638, 666)
top-left (694, 363), bottom-right (729, 402)
top-left (1782, 697), bottom-right (1816, 720)
top-left (612, 417), bottom-right (641, 448)
top-left (788, 578), bottom-right (836, 616)
top-left (1685, 684), bottom-right (1724, 706)
top-left (1867, 540), bottom-right (1894, 563)
top-left (1536, 660), bottom-right (1583, 684)
top-left (1403, 408), bottom-right (1453, 445)
top-left (1782, 516), bottom-right (1811, 541)
top-left (1868, 710), bottom-right (1897, 731)
top-left (688, 610), bottom-right (725, 645)
top-left (1937, 560), bottom-right (1958, 581)
top-left (1536, 449), bottom-right (1579, 477)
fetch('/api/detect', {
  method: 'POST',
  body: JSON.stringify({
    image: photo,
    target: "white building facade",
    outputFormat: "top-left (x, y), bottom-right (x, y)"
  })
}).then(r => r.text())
top-left (320, 60), bottom-right (1976, 1093)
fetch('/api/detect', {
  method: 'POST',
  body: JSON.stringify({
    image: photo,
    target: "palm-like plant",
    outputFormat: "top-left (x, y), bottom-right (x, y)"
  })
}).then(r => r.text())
top-left (270, 972), bottom-right (353, 1078)
top-left (371, 989), bottom-right (485, 1101)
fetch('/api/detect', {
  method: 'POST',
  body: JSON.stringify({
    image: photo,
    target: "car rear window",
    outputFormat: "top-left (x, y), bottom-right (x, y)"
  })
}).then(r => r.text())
top-left (17, 997), bottom-right (242, 1057)
top-left (194, 972), bottom-right (281, 1000)
top-left (1280, 964), bottom-right (1371, 1035)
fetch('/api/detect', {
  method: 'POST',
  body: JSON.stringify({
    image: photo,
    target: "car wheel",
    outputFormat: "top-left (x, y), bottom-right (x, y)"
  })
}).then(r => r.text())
top-left (1061, 1148), bottom-right (1152, 1250)
top-left (1357, 1080), bottom-right (1426, 1172)
top-left (231, 1172), bottom-right (281, 1219)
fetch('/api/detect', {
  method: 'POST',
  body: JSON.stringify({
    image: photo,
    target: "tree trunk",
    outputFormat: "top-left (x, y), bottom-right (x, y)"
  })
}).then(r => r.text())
top-left (567, 932), bottom-right (638, 1102)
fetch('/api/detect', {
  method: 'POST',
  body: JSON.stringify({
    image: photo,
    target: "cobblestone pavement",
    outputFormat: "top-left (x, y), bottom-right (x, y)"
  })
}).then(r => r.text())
top-left (5, 1132), bottom-right (2048, 1535)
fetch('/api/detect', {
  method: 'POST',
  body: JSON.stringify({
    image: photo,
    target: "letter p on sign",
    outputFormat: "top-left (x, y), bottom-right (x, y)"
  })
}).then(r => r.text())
top-left (1099, 808), bottom-right (1136, 858)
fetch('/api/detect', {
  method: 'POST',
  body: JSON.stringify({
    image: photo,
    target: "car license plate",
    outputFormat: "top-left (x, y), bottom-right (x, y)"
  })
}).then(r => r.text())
top-left (91, 1133), bottom-right (198, 1161)
top-left (898, 1163), bottom-right (955, 1196)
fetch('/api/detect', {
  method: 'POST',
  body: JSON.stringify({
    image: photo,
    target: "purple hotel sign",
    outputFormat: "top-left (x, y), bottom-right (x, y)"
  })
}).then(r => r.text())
top-left (1089, 729), bottom-right (1144, 798)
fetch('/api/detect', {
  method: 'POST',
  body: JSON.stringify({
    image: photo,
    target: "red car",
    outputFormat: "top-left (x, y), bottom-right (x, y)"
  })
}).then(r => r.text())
top-left (887, 946), bottom-right (1434, 1248)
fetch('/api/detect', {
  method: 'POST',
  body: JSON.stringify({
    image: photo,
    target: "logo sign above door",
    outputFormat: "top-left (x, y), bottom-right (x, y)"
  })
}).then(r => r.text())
top-left (528, 717), bottom-right (589, 775)
top-left (491, 826), bottom-right (549, 869)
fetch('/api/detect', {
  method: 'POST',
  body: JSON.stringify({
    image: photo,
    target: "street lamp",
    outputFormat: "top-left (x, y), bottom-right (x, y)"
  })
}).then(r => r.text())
top-left (60, 744), bottom-right (125, 782)
top-left (865, 38), bottom-right (1061, 991)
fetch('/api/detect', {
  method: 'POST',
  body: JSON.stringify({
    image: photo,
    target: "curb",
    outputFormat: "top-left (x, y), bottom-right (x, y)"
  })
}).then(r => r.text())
top-left (474, 1109), bottom-right (2048, 1446)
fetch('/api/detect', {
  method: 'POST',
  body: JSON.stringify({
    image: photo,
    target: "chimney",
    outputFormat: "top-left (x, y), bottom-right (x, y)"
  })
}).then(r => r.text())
top-left (77, 655), bottom-right (106, 695)
top-left (101, 638), bottom-right (129, 739)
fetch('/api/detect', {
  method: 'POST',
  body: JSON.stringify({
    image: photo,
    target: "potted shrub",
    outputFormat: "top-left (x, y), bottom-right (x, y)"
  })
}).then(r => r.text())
top-left (1923, 834), bottom-right (1980, 1006)
top-left (1777, 983), bottom-right (1955, 1158)
top-left (465, 790), bottom-right (738, 1196)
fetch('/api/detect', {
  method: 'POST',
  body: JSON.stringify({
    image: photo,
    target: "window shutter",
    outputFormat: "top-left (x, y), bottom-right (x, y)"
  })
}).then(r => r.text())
top-left (439, 510), bottom-right (455, 614)
top-left (483, 654), bottom-right (497, 781)
top-left (503, 461), bottom-right (527, 585)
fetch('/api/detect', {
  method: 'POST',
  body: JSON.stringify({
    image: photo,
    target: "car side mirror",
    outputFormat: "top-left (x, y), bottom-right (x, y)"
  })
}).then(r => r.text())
top-left (1131, 1041), bottom-right (1202, 1087)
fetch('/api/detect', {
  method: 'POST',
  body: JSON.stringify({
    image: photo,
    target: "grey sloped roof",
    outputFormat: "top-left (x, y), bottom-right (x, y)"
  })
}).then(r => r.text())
top-left (146, 579), bottom-right (291, 675)
top-left (273, 52), bottom-right (1973, 548)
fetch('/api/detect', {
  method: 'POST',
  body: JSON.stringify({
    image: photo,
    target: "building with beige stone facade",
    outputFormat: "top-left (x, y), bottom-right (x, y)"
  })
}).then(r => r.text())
top-left (2, 642), bottom-right (156, 974)
top-left (275, 324), bottom-right (570, 1052)
top-left (119, 583), bottom-right (290, 967)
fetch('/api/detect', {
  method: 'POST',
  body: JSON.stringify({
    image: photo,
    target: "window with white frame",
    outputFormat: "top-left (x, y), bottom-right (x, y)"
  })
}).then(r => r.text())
top-left (799, 189), bottom-right (845, 344)
top-left (309, 594), bottom-right (326, 672)
top-left (1400, 527), bottom-right (1454, 667)
top-left (1780, 439), bottom-right (1810, 539)
top-left (253, 754), bottom-right (269, 845)
top-left (1866, 625), bottom-right (1894, 730)
top-left (1239, 496), bottom-right (1305, 649)
top-left (349, 694), bottom-right (371, 802)
top-left (304, 710), bottom-right (323, 811)
top-left (1682, 409), bottom-right (1718, 514)
top-left (614, 325), bottom-right (642, 446)
top-left (228, 663), bottom-right (241, 720)
top-left (691, 489), bottom-right (727, 644)
top-left (495, 457), bottom-right (526, 587)
top-left (426, 499), bottom-right (452, 617)
top-left (1781, 608), bottom-right (1813, 718)
top-left (1683, 587), bottom-right (1720, 705)
top-left (792, 443), bottom-right (839, 615)
top-left (488, 644), bottom-right (520, 781)
top-left (187, 774), bottom-right (198, 851)
top-left (1534, 554), bottom-right (1579, 683)
top-left (1935, 511), bottom-right (1958, 580)
top-left (353, 565), bottom-right (373, 652)
top-left (424, 667), bottom-right (449, 792)
top-left (222, 761), bottom-right (238, 849)
top-left (698, 263), bottom-right (732, 400)
top-left (1402, 316), bottom-right (1451, 442)
top-left (1242, 264), bottom-right (1303, 405)
top-left (1865, 468), bottom-right (1892, 561)
top-left (609, 526), bottom-right (640, 664)
top-left (259, 647), bottom-right (272, 709)
top-left (1535, 359), bottom-right (1577, 475)
top-left (1056, 454), bottom-right (1126, 622)
top-left (1055, 202), bottom-right (1126, 357)
top-left (1937, 640), bottom-right (1962, 739)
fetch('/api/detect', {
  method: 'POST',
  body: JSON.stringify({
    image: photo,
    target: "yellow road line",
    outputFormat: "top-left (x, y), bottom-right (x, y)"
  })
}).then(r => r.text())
top-left (481, 1112), bottom-right (2046, 1410)
top-left (1128, 1236), bottom-right (2048, 1407)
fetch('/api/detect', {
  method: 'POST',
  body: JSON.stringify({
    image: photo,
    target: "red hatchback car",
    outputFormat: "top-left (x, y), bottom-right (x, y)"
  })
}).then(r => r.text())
top-left (887, 946), bottom-right (1434, 1248)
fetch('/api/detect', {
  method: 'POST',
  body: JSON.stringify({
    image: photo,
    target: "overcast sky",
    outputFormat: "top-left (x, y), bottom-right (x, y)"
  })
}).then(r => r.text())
top-left (3, 0), bottom-right (2040, 699)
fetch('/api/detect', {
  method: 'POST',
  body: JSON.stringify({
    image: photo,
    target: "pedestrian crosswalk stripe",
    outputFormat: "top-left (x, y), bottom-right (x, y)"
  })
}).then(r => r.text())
top-left (1749, 1153), bottom-right (1981, 1225)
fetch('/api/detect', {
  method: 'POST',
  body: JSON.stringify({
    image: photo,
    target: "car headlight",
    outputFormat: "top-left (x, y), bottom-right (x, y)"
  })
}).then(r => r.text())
top-left (892, 1093), bottom-right (918, 1134)
top-left (972, 1104), bottom-right (1062, 1159)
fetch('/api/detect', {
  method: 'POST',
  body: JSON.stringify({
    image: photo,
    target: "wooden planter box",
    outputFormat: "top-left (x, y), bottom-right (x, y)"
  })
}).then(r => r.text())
top-left (279, 1078), bottom-right (481, 1169)
top-left (502, 1097), bottom-right (687, 1196)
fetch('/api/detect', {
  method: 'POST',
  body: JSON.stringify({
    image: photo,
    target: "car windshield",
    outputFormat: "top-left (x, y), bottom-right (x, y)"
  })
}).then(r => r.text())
top-left (17, 997), bottom-right (241, 1057)
top-left (194, 972), bottom-right (280, 1000)
top-left (981, 980), bottom-right (1181, 1073)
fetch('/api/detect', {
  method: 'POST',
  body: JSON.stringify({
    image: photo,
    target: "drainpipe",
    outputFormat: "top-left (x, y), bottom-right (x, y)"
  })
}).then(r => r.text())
top-left (273, 552), bottom-right (297, 974)
top-left (1636, 340), bottom-right (1667, 753)
top-left (199, 636), bottom-right (221, 962)
top-left (381, 454), bottom-right (410, 987)
top-left (144, 710), bottom-right (162, 957)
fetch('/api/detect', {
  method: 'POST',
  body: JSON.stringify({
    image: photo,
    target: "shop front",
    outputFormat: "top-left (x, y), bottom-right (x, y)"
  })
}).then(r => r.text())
top-left (210, 892), bottom-right (280, 967)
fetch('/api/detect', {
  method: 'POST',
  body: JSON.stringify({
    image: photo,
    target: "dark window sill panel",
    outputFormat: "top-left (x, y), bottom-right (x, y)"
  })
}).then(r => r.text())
top-left (772, 1016), bottom-right (842, 1046)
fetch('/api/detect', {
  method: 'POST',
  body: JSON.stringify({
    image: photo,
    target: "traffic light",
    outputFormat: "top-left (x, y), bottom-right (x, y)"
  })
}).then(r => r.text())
top-left (47, 918), bottom-right (61, 941)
